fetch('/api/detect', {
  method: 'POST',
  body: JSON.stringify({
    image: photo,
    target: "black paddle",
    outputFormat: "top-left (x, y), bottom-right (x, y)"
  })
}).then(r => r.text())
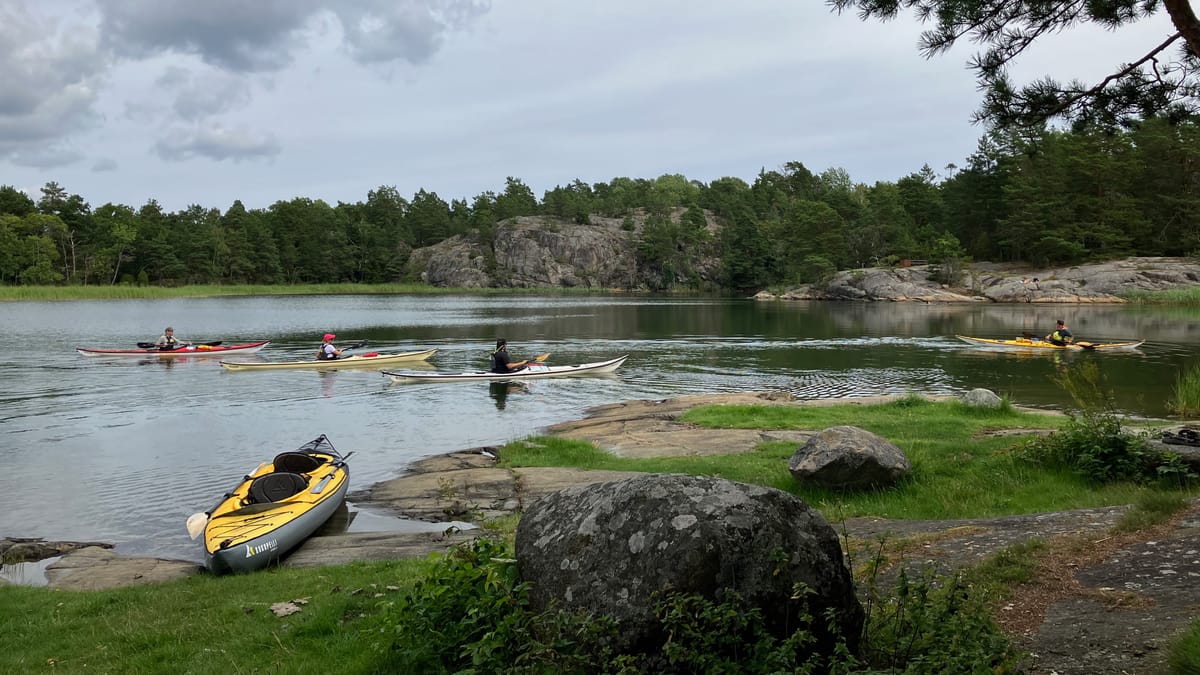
top-left (136, 340), bottom-right (223, 349)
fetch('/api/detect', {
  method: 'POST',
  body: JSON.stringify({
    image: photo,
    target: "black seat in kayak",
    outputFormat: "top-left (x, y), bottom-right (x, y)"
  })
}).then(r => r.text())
top-left (273, 452), bottom-right (324, 474)
top-left (248, 472), bottom-right (309, 503)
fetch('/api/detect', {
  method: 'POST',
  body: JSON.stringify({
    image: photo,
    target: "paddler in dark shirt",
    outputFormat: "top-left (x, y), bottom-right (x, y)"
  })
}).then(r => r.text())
top-left (490, 338), bottom-right (527, 374)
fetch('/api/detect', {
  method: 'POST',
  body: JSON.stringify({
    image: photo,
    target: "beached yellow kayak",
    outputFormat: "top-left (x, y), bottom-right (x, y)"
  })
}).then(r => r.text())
top-left (956, 336), bottom-right (1144, 351)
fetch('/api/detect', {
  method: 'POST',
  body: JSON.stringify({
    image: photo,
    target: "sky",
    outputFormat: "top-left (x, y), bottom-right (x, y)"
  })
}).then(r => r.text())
top-left (0, 0), bottom-right (1181, 213)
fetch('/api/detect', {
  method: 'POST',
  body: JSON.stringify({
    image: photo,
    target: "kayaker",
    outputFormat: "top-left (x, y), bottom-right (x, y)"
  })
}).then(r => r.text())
top-left (154, 327), bottom-right (190, 350)
top-left (317, 333), bottom-right (343, 360)
top-left (1045, 320), bottom-right (1074, 346)
top-left (490, 338), bottom-right (527, 373)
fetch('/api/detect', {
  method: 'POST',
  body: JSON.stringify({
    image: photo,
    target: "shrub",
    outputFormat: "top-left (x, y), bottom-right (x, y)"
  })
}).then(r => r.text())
top-left (1017, 362), bottom-right (1192, 485)
top-left (374, 536), bottom-right (1019, 674)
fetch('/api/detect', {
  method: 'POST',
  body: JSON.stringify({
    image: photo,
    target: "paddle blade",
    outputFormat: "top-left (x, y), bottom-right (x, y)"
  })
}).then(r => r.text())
top-left (1077, 341), bottom-right (1096, 350)
top-left (185, 512), bottom-right (208, 540)
top-left (534, 352), bottom-right (550, 362)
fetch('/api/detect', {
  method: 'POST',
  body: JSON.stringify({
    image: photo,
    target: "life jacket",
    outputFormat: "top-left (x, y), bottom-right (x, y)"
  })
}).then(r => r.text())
top-left (317, 344), bottom-right (337, 360)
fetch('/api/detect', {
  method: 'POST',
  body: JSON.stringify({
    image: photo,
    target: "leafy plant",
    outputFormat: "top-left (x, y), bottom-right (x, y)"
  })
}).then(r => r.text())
top-left (1016, 362), bottom-right (1170, 484)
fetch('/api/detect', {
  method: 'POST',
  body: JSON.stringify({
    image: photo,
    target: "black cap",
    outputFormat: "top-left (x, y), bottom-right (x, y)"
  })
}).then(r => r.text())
top-left (1056, 320), bottom-right (1065, 325)
top-left (496, 338), bottom-right (507, 347)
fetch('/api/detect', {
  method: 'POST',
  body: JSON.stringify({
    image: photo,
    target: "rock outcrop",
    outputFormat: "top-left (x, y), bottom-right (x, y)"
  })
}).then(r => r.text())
top-left (757, 257), bottom-right (1200, 303)
top-left (787, 425), bottom-right (912, 489)
top-left (407, 212), bottom-right (721, 290)
top-left (514, 474), bottom-right (864, 655)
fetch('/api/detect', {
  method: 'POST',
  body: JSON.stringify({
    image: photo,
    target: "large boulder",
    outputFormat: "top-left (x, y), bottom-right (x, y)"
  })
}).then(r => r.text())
top-left (515, 473), bottom-right (863, 655)
top-left (788, 425), bottom-right (912, 489)
top-left (961, 388), bottom-right (1003, 408)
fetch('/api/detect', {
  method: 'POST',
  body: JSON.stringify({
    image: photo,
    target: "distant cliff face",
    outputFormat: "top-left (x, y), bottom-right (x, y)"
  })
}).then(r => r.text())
top-left (406, 213), bottom-right (722, 289)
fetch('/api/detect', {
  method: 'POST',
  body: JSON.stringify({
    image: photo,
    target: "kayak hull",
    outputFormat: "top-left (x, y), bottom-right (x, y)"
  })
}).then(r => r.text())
top-left (220, 348), bottom-right (437, 371)
top-left (956, 335), bottom-right (1145, 351)
top-left (76, 340), bottom-right (270, 357)
top-left (202, 435), bottom-right (349, 574)
top-left (383, 355), bottom-right (628, 383)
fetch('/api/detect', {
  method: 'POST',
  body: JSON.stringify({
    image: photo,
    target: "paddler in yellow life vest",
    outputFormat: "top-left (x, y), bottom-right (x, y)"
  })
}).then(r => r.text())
top-left (1045, 320), bottom-right (1074, 346)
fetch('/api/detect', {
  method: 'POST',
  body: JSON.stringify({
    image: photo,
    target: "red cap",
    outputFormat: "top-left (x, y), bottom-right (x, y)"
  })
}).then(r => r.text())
top-left (323, 333), bottom-right (336, 341)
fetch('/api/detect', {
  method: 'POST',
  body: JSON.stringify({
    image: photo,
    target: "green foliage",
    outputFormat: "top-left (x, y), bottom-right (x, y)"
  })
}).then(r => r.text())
top-left (831, 1), bottom-right (1200, 129)
top-left (799, 254), bottom-right (837, 285)
top-left (1017, 362), bottom-right (1194, 485)
top-left (858, 566), bottom-right (1019, 673)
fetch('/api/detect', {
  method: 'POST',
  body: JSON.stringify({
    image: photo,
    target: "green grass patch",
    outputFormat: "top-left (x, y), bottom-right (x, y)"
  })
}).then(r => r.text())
top-left (1169, 617), bottom-right (1200, 673)
top-left (1171, 363), bottom-right (1200, 417)
top-left (1123, 287), bottom-right (1200, 305)
top-left (499, 398), bottom-right (1190, 521)
top-left (0, 558), bottom-right (431, 674)
top-left (0, 283), bottom-right (627, 302)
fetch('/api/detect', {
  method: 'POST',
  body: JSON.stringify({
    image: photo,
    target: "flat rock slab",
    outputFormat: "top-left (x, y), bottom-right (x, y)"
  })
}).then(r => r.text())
top-left (281, 530), bottom-right (478, 568)
top-left (358, 465), bottom-right (643, 521)
top-left (46, 547), bottom-right (203, 590)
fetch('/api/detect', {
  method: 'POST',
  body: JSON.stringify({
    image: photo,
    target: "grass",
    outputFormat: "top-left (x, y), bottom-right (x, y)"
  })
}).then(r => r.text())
top-left (1170, 619), bottom-right (1200, 674)
top-left (497, 397), bottom-right (1175, 522)
top-left (1123, 287), bottom-right (1200, 305)
top-left (0, 559), bottom-right (431, 674)
top-left (1172, 363), bottom-right (1200, 417)
top-left (0, 283), bottom-right (632, 302)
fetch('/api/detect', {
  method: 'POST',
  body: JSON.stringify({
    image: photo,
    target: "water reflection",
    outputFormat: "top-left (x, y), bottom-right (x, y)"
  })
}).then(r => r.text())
top-left (489, 381), bottom-right (531, 410)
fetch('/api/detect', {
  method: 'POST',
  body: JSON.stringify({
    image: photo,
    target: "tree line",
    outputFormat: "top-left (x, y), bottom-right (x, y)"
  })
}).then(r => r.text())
top-left (2, 117), bottom-right (1198, 291)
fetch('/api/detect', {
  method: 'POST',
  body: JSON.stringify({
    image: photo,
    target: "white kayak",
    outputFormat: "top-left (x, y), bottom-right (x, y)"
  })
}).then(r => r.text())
top-left (221, 348), bottom-right (437, 371)
top-left (383, 355), bottom-right (628, 384)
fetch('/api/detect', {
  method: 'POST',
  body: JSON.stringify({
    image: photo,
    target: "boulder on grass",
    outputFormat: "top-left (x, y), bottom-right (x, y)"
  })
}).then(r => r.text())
top-left (961, 388), bottom-right (1002, 408)
top-left (515, 473), bottom-right (863, 656)
top-left (788, 425), bottom-right (911, 489)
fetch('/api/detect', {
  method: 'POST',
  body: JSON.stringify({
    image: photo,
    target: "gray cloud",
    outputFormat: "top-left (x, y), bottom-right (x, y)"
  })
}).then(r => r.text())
top-left (99, 0), bottom-right (324, 73)
top-left (0, 2), bottom-right (106, 162)
top-left (91, 158), bottom-right (117, 172)
top-left (153, 125), bottom-right (281, 162)
top-left (331, 0), bottom-right (491, 65)
top-left (155, 66), bottom-right (254, 121)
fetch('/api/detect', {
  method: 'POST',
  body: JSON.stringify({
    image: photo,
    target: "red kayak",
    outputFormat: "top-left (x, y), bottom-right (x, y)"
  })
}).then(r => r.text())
top-left (76, 340), bottom-right (271, 358)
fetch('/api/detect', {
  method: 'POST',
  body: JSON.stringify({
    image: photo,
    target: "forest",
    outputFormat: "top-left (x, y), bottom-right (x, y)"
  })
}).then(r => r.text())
top-left (2, 118), bottom-right (1199, 292)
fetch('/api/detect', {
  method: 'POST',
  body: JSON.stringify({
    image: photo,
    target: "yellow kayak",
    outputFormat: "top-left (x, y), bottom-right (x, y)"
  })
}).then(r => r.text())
top-left (193, 435), bottom-right (350, 574)
top-left (956, 336), bottom-right (1144, 351)
top-left (221, 348), bottom-right (437, 371)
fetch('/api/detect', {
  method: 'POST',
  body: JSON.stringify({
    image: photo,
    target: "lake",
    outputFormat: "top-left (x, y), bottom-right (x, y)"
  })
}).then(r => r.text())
top-left (1, 294), bottom-right (1194, 577)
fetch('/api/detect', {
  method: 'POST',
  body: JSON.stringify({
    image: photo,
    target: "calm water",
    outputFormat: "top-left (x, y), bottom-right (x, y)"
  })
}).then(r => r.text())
top-left (1, 295), bottom-right (1195, 575)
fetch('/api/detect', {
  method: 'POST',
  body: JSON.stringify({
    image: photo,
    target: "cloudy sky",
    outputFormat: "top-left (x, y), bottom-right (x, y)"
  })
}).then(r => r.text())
top-left (0, 0), bottom-right (1179, 212)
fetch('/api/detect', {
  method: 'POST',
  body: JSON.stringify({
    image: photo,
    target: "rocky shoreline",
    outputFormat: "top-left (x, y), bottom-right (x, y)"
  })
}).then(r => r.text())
top-left (755, 256), bottom-right (1200, 303)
